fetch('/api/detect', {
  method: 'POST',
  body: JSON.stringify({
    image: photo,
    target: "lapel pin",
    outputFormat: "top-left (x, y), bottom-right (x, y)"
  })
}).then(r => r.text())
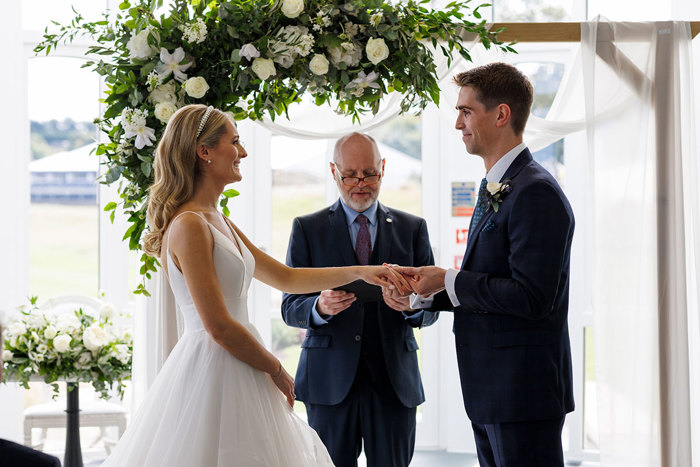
top-left (386, 218), bottom-right (392, 223)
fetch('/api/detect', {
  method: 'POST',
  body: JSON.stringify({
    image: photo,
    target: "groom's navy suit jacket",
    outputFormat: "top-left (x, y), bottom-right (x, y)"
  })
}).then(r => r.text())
top-left (281, 200), bottom-right (438, 408)
top-left (432, 149), bottom-right (575, 424)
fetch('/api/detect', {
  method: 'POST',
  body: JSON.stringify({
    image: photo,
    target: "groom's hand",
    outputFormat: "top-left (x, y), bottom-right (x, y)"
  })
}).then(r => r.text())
top-left (394, 265), bottom-right (447, 297)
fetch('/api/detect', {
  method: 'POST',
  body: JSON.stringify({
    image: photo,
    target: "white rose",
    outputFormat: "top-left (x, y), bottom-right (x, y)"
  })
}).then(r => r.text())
top-left (365, 37), bottom-right (389, 65)
top-left (486, 182), bottom-right (502, 195)
top-left (2, 350), bottom-right (12, 361)
top-left (309, 54), bottom-right (330, 75)
top-left (53, 334), bottom-right (72, 353)
top-left (154, 102), bottom-right (178, 124)
top-left (251, 58), bottom-right (276, 81)
top-left (127, 29), bottom-right (159, 61)
top-left (43, 325), bottom-right (57, 340)
top-left (83, 324), bottom-right (111, 352)
top-left (183, 76), bottom-right (210, 99)
top-left (281, 0), bottom-right (304, 18)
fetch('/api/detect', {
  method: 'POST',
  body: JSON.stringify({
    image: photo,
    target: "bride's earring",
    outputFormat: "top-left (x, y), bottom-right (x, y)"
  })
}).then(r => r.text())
top-left (207, 159), bottom-right (212, 164)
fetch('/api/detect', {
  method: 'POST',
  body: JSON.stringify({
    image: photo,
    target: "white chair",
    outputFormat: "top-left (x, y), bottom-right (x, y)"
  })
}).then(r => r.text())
top-left (22, 295), bottom-right (128, 454)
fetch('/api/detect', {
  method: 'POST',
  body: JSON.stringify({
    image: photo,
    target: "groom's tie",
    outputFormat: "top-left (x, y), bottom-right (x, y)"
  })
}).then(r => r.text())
top-left (355, 214), bottom-right (372, 265)
top-left (469, 178), bottom-right (488, 237)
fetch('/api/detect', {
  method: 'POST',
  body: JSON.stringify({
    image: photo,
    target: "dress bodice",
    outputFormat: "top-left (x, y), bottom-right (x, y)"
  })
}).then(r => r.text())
top-left (166, 213), bottom-right (256, 334)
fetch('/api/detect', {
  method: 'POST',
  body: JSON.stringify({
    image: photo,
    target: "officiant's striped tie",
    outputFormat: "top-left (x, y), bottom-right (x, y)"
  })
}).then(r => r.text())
top-left (355, 214), bottom-right (372, 265)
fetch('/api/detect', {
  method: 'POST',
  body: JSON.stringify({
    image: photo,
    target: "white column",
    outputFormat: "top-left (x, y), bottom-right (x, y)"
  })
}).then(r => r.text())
top-left (0, 1), bottom-right (28, 443)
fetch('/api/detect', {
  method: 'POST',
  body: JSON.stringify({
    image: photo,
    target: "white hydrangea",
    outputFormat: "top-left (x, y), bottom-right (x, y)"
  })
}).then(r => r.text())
top-left (114, 344), bottom-right (131, 364)
top-left (56, 313), bottom-right (81, 332)
top-left (328, 42), bottom-right (362, 67)
top-left (180, 18), bottom-right (208, 44)
top-left (343, 22), bottom-right (359, 40)
top-left (7, 321), bottom-right (26, 337)
top-left (99, 303), bottom-right (116, 321)
top-left (312, 11), bottom-right (331, 32)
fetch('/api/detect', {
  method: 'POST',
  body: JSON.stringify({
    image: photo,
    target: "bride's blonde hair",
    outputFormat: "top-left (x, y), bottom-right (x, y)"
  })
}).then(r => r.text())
top-left (143, 104), bottom-right (232, 257)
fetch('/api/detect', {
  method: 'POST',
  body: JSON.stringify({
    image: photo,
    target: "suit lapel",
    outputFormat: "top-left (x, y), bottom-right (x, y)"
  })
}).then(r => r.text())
top-left (460, 149), bottom-right (533, 270)
top-left (376, 203), bottom-right (392, 263)
top-left (328, 200), bottom-right (357, 266)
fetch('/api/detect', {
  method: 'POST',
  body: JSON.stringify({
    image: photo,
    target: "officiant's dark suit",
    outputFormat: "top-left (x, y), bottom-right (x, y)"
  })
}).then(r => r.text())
top-left (405, 63), bottom-right (575, 466)
top-left (281, 133), bottom-right (439, 467)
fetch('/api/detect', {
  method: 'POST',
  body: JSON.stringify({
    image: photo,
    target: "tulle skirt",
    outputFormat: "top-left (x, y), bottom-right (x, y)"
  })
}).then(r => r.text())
top-left (102, 328), bottom-right (334, 466)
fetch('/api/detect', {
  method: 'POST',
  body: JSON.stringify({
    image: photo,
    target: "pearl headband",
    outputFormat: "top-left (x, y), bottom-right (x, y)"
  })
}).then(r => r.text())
top-left (196, 105), bottom-right (214, 139)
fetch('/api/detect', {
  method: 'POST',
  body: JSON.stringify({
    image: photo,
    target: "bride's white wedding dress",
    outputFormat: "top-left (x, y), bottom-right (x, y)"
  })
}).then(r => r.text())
top-left (102, 212), bottom-right (334, 466)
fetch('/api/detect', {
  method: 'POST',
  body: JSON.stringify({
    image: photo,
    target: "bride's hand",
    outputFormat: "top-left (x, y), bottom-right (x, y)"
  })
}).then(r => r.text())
top-left (359, 265), bottom-right (413, 296)
top-left (271, 364), bottom-right (295, 408)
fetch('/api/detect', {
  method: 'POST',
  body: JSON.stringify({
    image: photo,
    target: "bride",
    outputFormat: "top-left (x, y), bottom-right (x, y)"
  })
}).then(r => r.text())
top-left (101, 104), bottom-right (408, 466)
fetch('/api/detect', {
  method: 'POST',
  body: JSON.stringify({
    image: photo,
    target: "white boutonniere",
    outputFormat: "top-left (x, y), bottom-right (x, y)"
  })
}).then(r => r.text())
top-left (485, 180), bottom-right (512, 212)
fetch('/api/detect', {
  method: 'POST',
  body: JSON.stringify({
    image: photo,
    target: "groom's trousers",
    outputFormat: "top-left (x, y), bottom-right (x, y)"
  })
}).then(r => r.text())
top-left (471, 415), bottom-right (565, 467)
top-left (306, 361), bottom-right (416, 467)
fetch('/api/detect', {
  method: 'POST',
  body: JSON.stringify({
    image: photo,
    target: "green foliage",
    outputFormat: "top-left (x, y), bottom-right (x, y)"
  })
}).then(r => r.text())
top-left (34, 0), bottom-right (512, 291)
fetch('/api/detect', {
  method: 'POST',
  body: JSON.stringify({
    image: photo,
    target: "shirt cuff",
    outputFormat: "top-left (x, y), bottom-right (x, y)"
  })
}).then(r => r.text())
top-left (402, 309), bottom-right (425, 321)
top-left (311, 297), bottom-right (332, 326)
top-left (445, 269), bottom-right (461, 307)
top-left (409, 293), bottom-right (434, 309)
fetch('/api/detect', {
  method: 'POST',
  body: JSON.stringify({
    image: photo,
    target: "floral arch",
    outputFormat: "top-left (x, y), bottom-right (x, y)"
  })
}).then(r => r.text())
top-left (38, 0), bottom-right (511, 293)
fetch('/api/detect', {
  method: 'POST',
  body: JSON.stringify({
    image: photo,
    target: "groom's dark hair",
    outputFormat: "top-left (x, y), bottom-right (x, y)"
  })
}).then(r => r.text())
top-left (454, 63), bottom-right (533, 136)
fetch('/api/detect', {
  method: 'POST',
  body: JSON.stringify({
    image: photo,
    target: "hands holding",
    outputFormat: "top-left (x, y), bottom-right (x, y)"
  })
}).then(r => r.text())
top-left (382, 265), bottom-right (447, 299)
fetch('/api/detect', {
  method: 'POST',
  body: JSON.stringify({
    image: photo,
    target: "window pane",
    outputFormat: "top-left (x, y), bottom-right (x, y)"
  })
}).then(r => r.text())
top-left (369, 115), bottom-right (423, 216)
top-left (495, 0), bottom-right (577, 22)
top-left (28, 57), bottom-right (100, 298)
top-left (269, 135), bottom-right (327, 411)
top-left (516, 61), bottom-right (566, 184)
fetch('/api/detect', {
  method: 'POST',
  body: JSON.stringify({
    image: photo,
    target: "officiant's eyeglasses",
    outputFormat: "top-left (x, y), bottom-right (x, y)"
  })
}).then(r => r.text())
top-left (337, 173), bottom-right (382, 186)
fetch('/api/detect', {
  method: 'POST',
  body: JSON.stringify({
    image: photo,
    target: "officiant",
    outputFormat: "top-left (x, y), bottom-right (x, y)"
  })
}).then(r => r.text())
top-left (281, 132), bottom-right (441, 467)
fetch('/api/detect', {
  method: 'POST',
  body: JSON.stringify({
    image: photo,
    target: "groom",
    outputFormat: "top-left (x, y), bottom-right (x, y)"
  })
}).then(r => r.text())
top-left (396, 63), bottom-right (575, 466)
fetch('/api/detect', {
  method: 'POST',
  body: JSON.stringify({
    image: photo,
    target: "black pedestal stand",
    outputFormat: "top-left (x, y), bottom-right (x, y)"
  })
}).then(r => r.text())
top-left (63, 382), bottom-right (83, 467)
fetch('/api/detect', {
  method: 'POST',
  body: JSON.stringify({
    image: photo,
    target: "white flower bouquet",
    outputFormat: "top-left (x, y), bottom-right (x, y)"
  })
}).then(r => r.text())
top-left (1, 297), bottom-right (132, 400)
